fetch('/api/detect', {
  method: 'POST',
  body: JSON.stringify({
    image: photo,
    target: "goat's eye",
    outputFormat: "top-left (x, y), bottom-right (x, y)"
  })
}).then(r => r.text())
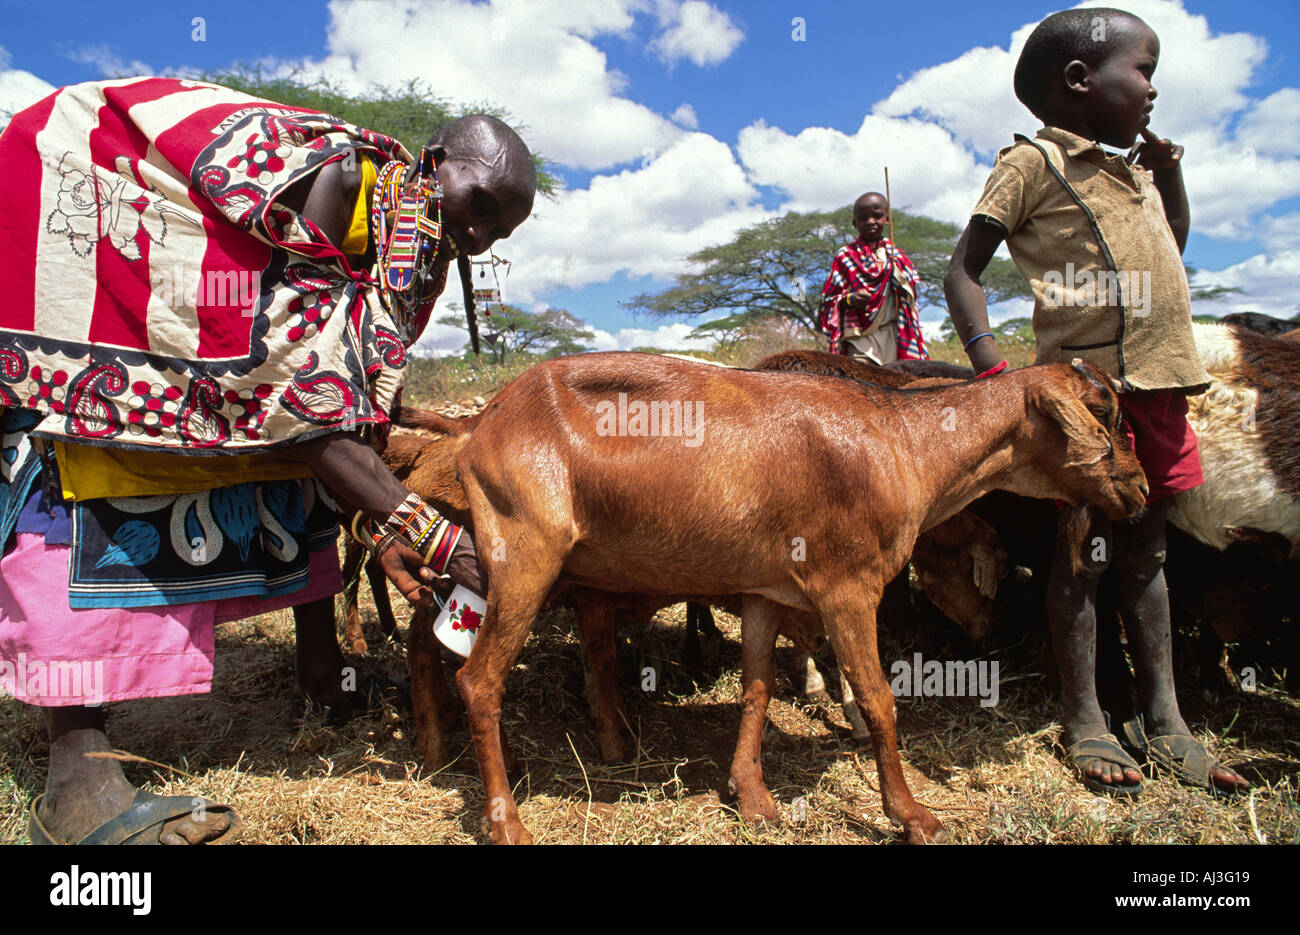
top-left (1089, 406), bottom-right (1109, 423)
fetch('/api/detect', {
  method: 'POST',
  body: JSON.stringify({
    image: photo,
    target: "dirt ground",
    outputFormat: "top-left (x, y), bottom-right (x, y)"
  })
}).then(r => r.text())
top-left (3, 562), bottom-right (1296, 845)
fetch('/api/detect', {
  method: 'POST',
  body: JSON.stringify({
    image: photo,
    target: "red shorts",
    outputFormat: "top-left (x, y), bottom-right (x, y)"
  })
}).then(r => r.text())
top-left (1119, 389), bottom-right (1203, 502)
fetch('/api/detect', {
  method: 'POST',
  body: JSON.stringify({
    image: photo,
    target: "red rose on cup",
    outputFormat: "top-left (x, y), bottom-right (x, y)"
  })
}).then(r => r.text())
top-left (459, 607), bottom-right (483, 632)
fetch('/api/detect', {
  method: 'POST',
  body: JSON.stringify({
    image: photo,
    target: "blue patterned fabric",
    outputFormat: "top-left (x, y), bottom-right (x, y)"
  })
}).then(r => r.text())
top-left (68, 478), bottom-right (340, 609)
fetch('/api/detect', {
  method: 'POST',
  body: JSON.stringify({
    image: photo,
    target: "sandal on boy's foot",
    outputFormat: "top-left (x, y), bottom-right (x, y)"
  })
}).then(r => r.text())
top-left (1064, 733), bottom-right (1143, 797)
top-left (1120, 716), bottom-right (1249, 797)
top-left (28, 790), bottom-right (242, 845)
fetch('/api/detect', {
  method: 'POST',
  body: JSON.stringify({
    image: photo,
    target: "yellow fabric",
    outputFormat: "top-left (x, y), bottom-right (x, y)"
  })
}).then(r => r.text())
top-left (340, 157), bottom-right (378, 255)
top-left (55, 441), bottom-right (314, 501)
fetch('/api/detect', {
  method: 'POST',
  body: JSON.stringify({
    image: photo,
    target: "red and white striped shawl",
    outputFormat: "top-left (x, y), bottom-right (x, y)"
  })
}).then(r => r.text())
top-left (818, 237), bottom-right (928, 360)
top-left (0, 78), bottom-right (442, 454)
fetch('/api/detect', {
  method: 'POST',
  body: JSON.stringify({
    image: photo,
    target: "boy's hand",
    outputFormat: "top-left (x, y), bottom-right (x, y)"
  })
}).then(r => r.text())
top-left (1130, 128), bottom-right (1184, 170)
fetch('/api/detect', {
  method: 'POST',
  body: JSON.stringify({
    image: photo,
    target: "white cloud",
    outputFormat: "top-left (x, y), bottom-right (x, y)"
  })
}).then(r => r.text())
top-left (587, 321), bottom-right (710, 350)
top-left (761, 0), bottom-right (1300, 243)
top-left (409, 312), bottom-right (709, 356)
top-left (63, 43), bottom-right (153, 78)
top-left (670, 102), bottom-right (699, 128)
top-left (285, 0), bottom-right (682, 171)
top-left (875, 44), bottom-right (1029, 159)
top-left (410, 320), bottom-right (478, 356)
top-left (736, 115), bottom-right (990, 226)
top-left (256, 0), bottom-right (1294, 330)
top-left (503, 131), bottom-right (768, 297)
top-left (1256, 213), bottom-right (1300, 252)
top-left (876, 0), bottom-right (1270, 158)
top-left (1235, 88), bottom-right (1300, 158)
top-left (1175, 132), bottom-right (1300, 240)
top-left (1189, 251), bottom-right (1300, 320)
top-left (650, 0), bottom-right (744, 68)
top-left (0, 46), bottom-right (55, 123)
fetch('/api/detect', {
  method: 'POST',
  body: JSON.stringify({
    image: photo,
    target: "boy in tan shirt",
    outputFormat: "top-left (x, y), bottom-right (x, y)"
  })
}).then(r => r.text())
top-left (944, 7), bottom-right (1246, 796)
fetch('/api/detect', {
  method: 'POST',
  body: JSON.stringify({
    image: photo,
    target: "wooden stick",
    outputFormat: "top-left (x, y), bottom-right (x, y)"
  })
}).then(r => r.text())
top-left (884, 166), bottom-right (895, 243)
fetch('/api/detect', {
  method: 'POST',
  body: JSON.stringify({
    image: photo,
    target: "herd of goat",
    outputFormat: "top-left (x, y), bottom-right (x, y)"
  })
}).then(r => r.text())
top-left (325, 313), bottom-right (1298, 844)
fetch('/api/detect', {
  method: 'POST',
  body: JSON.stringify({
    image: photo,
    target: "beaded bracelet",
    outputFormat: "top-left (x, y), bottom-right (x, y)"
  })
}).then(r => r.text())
top-left (350, 494), bottom-right (464, 573)
top-left (350, 511), bottom-right (396, 561)
top-left (964, 331), bottom-right (994, 350)
top-left (976, 360), bottom-right (1008, 379)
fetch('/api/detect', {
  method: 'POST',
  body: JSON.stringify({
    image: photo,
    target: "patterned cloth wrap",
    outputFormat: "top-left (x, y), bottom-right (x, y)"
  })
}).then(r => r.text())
top-left (0, 78), bottom-right (451, 612)
top-left (0, 77), bottom-right (443, 451)
top-left (818, 237), bottom-right (928, 360)
top-left (1, 404), bottom-right (342, 608)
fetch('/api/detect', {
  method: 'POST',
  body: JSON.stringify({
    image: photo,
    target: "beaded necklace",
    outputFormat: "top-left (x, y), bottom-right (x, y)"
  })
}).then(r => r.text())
top-left (369, 150), bottom-right (445, 341)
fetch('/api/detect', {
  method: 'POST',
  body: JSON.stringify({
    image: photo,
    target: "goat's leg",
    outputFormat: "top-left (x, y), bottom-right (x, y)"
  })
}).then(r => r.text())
top-left (457, 556), bottom-right (558, 846)
top-left (837, 667), bottom-right (871, 743)
top-left (341, 541), bottom-right (369, 654)
top-left (796, 651), bottom-right (833, 705)
top-left (819, 583), bottom-right (942, 844)
top-left (407, 605), bottom-right (456, 770)
top-left (728, 595), bottom-right (782, 822)
top-left (366, 555), bottom-right (400, 643)
top-left (572, 589), bottom-right (630, 763)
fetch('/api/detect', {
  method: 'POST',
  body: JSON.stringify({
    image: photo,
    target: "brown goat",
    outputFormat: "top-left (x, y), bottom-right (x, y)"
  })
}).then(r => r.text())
top-left (412, 352), bottom-right (1145, 844)
top-left (345, 433), bottom-right (825, 767)
top-left (363, 353), bottom-right (997, 764)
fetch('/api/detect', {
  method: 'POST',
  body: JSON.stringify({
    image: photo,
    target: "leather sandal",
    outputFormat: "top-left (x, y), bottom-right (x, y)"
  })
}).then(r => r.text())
top-left (29, 789), bottom-right (242, 845)
top-left (1064, 732), bottom-right (1143, 797)
top-left (1120, 715), bottom-right (1249, 797)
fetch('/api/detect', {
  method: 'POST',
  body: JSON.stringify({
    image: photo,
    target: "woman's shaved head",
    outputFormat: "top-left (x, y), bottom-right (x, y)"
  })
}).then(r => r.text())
top-left (429, 114), bottom-right (536, 198)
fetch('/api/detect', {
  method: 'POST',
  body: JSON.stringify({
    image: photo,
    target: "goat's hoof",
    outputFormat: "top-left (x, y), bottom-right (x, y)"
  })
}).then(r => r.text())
top-left (419, 745), bottom-right (449, 773)
top-left (734, 788), bottom-right (780, 823)
top-left (597, 737), bottom-right (628, 764)
top-left (804, 689), bottom-right (833, 706)
top-left (903, 812), bottom-right (946, 844)
top-left (485, 819), bottom-right (534, 845)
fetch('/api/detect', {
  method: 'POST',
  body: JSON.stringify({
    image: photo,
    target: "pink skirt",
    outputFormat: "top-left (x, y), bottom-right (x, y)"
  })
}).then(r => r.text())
top-left (0, 534), bottom-right (341, 706)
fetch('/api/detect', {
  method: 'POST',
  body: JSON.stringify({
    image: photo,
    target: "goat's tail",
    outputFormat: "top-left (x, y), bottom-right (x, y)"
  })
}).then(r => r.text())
top-left (395, 406), bottom-right (480, 436)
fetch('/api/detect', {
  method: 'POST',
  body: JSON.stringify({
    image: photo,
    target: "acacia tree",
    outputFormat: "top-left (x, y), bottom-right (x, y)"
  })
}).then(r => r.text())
top-left (624, 206), bottom-right (1030, 341)
top-left (438, 304), bottom-right (594, 362)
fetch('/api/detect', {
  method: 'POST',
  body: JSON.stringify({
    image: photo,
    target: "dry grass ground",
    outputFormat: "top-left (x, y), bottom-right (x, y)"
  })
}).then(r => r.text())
top-left (3, 564), bottom-right (1296, 845)
top-left (2, 344), bottom-right (1293, 845)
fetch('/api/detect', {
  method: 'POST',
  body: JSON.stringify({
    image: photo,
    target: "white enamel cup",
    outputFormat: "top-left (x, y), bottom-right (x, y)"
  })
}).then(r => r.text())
top-left (433, 584), bottom-right (487, 657)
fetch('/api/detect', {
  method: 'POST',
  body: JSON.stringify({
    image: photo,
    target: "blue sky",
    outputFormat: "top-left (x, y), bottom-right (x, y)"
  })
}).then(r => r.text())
top-left (3, 0), bottom-right (1298, 353)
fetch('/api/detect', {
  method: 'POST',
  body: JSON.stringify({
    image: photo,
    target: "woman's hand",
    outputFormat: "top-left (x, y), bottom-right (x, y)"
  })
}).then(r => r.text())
top-left (376, 540), bottom-right (439, 607)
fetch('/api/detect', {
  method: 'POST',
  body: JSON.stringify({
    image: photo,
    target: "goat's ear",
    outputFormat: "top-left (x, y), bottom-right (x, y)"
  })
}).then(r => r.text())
top-left (1032, 383), bottom-right (1112, 468)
